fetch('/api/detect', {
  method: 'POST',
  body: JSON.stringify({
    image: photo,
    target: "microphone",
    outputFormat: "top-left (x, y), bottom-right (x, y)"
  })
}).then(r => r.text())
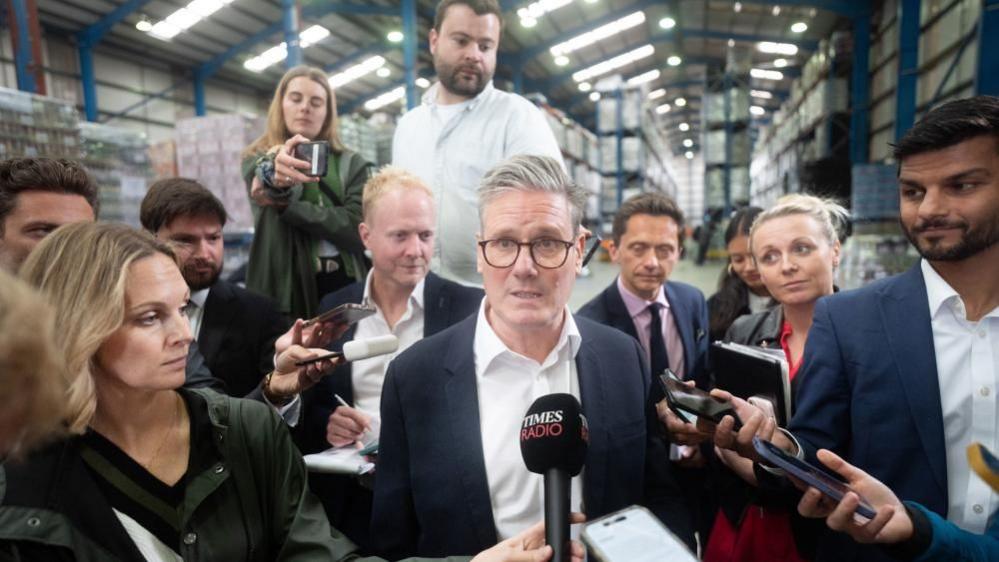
top-left (342, 334), bottom-right (399, 362)
top-left (294, 335), bottom-right (399, 366)
top-left (520, 394), bottom-right (588, 562)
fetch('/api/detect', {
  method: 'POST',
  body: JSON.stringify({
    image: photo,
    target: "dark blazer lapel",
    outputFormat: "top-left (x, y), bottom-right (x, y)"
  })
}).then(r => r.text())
top-left (603, 281), bottom-right (640, 341)
top-left (575, 330), bottom-right (610, 517)
top-left (879, 265), bottom-right (947, 496)
top-left (442, 316), bottom-right (497, 547)
top-left (422, 272), bottom-right (448, 336)
top-left (198, 280), bottom-right (237, 362)
top-left (664, 282), bottom-right (695, 380)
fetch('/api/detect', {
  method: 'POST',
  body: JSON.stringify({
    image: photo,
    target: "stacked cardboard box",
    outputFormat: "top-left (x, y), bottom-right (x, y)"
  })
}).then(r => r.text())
top-left (79, 123), bottom-right (152, 228)
top-left (0, 86), bottom-right (79, 160)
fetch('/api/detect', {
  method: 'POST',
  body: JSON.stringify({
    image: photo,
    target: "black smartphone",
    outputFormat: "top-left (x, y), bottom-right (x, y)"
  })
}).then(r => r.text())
top-left (753, 437), bottom-right (877, 519)
top-left (293, 140), bottom-right (329, 177)
top-left (294, 350), bottom-right (343, 367)
top-left (658, 371), bottom-right (742, 430)
top-left (303, 302), bottom-right (376, 327)
top-left (581, 235), bottom-right (602, 268)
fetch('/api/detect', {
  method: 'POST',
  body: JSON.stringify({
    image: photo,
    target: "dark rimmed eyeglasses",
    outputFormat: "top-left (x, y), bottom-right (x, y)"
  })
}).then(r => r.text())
top-left (478, 238), bottom-right (576, 269)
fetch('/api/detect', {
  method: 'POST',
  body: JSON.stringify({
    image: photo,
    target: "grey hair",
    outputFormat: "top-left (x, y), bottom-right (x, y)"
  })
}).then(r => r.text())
top-left (477, 155), bottom-right (587, 234)
top-left (750, 193), bottom-right (851, 253)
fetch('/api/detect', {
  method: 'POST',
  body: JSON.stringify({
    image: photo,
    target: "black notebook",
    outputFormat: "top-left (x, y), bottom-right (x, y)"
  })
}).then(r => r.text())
top-left (711, 342), bottom-right (792, 426)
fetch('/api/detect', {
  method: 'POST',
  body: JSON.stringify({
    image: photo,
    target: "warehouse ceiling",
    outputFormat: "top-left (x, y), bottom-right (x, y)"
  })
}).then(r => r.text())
top-left (36, 0), bottom-right (851, 154)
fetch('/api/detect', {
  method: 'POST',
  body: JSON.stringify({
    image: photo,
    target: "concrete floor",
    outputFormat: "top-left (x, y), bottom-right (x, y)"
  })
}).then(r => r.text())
top-left (570, 253), bottom-right (724, 310)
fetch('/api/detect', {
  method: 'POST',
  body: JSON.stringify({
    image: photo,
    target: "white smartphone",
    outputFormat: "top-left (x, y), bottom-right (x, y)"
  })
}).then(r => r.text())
top-left (581, 505), bottom-right (697, 562)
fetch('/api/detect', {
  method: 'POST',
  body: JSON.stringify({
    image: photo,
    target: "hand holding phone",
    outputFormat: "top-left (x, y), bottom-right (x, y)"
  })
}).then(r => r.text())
top-left (659, 372), bottom-right (743, 431)
top-left (582, 505), bottom-right (697, 562)
top-left (293, 140), bottom-right (330, 177)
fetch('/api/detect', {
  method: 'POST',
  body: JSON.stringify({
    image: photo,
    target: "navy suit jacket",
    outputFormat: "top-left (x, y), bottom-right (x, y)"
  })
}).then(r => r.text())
top-left (576, 279), bottom-right (710, 390)
top-left (371, 314), bottom-right (693, 559)
top-left (301, 272), bottom-right (483, 453)
top-left (790, 264), bottom-right (948, 562)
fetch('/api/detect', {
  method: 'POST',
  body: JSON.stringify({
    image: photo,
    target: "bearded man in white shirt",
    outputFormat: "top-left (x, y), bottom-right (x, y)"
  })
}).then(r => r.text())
top-left (392, 0), bottom-right (564, 286)
top-left (370, 155), bottom-right (693, 559)
top-left (713, 95), bottom-right (999, 562)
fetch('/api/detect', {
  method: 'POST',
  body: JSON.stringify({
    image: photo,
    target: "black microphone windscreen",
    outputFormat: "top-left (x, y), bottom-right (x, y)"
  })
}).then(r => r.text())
top-left (520, 393), bottom-right (587, 477)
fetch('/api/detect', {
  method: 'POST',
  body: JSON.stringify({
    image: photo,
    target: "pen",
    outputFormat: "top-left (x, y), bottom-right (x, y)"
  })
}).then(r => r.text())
top-left (334, 393), bottom-right (350, 408)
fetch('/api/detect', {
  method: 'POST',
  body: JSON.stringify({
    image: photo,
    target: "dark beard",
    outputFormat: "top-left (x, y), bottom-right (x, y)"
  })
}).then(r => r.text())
top-left (183, 261), bottom-right (223, 291)
top-left (901, 211), bottom-right (999, 261)
top-left (434, 56), bottom-right (490, 98)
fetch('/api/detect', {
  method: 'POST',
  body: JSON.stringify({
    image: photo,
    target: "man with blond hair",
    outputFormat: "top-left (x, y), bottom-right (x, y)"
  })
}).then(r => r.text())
top-left (302, 166), bottom-right (483, 549)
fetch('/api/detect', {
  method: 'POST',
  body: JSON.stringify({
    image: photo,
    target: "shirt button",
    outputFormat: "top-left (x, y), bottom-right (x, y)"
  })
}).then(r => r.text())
top-left (973, 504), bottom-right (984, 514)
top-left (26, 517), bottom-right (41, 527)
top-left (214, 463), bottom-right (225, 474)
top-left (979, 330), bottom-right (987, 338)
top-left (981, 387), bottom-right (991, 397)
top-left (183, 532), bottom-right (198, 545)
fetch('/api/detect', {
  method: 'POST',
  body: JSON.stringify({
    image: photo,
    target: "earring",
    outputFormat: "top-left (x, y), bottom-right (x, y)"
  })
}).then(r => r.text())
top-left (727, 262), bottom-right (734, 275)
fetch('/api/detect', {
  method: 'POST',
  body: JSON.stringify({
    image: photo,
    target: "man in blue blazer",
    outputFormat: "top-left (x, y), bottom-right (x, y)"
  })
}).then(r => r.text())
top-left (299, 167), bottom-right (482, 551)
top-left (371, 155), bottom-right (692, 559)
top-left (729, 96), bottom-right (999, 562)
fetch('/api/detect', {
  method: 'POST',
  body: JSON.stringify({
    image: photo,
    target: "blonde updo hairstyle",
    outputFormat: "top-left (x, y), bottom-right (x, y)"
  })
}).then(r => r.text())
top-left (749, 193), bottom-right (850, 260)
top-left (18, 222), bottom-right (177, 434)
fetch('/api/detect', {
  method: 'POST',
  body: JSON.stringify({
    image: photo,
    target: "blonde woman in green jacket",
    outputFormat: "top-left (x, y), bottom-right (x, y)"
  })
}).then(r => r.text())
top-left (242, 65), bottom-right (372, 319)
top-left (0, 223), bottom-right (580, 562)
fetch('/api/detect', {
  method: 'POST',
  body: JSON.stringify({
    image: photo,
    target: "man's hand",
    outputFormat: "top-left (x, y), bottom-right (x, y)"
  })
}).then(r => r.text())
top-left (656, 390), bottom-right (712, 446)
top-left (274, 318), bottom-right (350, 359)
top-left (326, 405), bottom-right (372, 447)
top-left (264, 345), bottom-right (342, 404)
top-left (797, 449), bottom-right (913, 545)
top-left (715, 446), bottom-right (758, 485)
top-left (470, 513), bottom-right (586, 562)
top-left (273, 134), bottom-right (320, 185)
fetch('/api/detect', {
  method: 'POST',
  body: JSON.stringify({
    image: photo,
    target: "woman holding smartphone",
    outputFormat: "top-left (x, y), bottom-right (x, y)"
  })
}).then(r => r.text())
top-left (242, 65), bottom-right (373, 319)
top-left (0, 223), bottom-right (579, 562)
top-left (703, 194), bottom-right (848, 562)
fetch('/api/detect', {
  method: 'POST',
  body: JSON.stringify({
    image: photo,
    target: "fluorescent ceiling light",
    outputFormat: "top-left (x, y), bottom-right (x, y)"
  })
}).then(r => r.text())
top-left (733, 2), bottom-right (742, 12)
top-left (659, 17), bottom-right (676, 29)
top-left (627, 69), bottom-right (660, 86)
top-left (365, 86), bottom-right (405, 111)
top-left (521, 17), bottom-right (538, 28)
top-left (757, 42), bottom-right (798, 55)
top-left (675, 97), bottom-right (687, 107)
top-left (649, 88), bottom-right (666, 100)
top-left (387, 30), bottom-right (404, 42)
top-left (518, 0), bottom-right (573, 21)
top-left (751, 68), bottom-right (784, 80)
top-left (791, 22), bottom-right (808, 33)
top-left (750, 105), bottom-right (766, 116)
top-left (146, 0), bottom-right (235, 40)
top-left (750, 89), bottom-right (773, 99)
top-left (772, 5), bottom-right (781, 16)
top-left (679, 122), bottom-right (689, 131)
top-left (572, 44), bottom-right (654, 82)
top-left (578, 82), bottom-right (592, 92)
top-left (655, 103), bottom-right (671, 114)
top-left (774, 58), bottom-right (788, 68)
top-left (376, 67), bottom-right (391, 78)
top-left (667, 55), bottom-right (682, 66)
top-left (554, 55), bottom-right (570, 66)
top-left (328, 56), bottom-right (387, 88)
top-left (415, 77), bottom-right (431, 88)
top-left (243, 25), bottom-right (332, 72)
top-left (685, 150), bottom-right (694, 159)
top-left (683, 139), bottom-right (693, 147)
top-left (589, 91), bottom-right (601, 102)
top-left (551, 11), bottom-right (645, 57)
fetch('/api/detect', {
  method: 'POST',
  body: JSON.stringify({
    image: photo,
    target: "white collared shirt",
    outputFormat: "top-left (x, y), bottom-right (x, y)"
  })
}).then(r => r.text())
top-left (351, 272), bottom-right (426, 428)
top-left (922, 259), bottom-right (999, 533)
top-left (391, 81), bottom-right (564, 287)
top-left (473, 299), bottom-right (584, 540)
top-left (186, 288), bottom-right (210, 340)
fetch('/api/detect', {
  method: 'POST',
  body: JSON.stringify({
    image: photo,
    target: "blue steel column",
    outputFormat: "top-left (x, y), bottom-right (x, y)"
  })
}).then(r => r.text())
top-left (977, 0), bottom-right (999, 95)
top-left (402, 0), bottom-right (418, 109)
top-left (283, 0), bottom-right (301, 67)
top-left (895, 0), bottom-right (920, 140)
top-left (849, 6), bottom-right (871, 164)
top-left (10, 0), bottom-right (37, 93)
top-left (194, 70), bottom-right (207, 116)
top-left (513, 60), bottom-right (524, 94)
top-left (79, 46), bottom-right (98, 121)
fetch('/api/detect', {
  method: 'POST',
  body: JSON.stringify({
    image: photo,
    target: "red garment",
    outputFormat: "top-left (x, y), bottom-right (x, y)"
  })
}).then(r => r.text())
top-left (704, 320), bottom-right (809, 562)
top-left (704, 508), bottom-right (808, 562)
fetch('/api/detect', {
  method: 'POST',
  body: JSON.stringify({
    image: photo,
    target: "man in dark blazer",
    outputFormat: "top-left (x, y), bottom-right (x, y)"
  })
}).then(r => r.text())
top-left (726, 96), bottom-right (999, 562)
top-left (371, 155), bottom-right (692, 559)
top-left (140, 178), bottom-right (290, 398)
top-left (301, 167), bottom-right (482, 551)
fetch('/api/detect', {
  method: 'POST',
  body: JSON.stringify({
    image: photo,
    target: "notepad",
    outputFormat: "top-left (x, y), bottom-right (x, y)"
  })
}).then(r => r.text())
top-left (303, 446), bottom-right (375, 475)
top-left (711, 341), bottom-right (792, 426)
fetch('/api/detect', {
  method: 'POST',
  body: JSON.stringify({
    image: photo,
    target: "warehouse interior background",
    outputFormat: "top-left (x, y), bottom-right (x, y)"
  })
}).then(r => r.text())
top-left (1, 0), bottom-right (996, 295)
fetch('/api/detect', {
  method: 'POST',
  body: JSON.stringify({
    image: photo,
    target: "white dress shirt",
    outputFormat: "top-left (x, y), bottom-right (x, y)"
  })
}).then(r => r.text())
top-left (391, 81), bottom-right (564, 286)
top-left (473, 300), bottom-right (584, 541)
top-left (922, 259), bottom-right (999, 533)
top-left (351, 272), bottom-right (426, 430)
top-left (186, 288), bottom-right (209, 340)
